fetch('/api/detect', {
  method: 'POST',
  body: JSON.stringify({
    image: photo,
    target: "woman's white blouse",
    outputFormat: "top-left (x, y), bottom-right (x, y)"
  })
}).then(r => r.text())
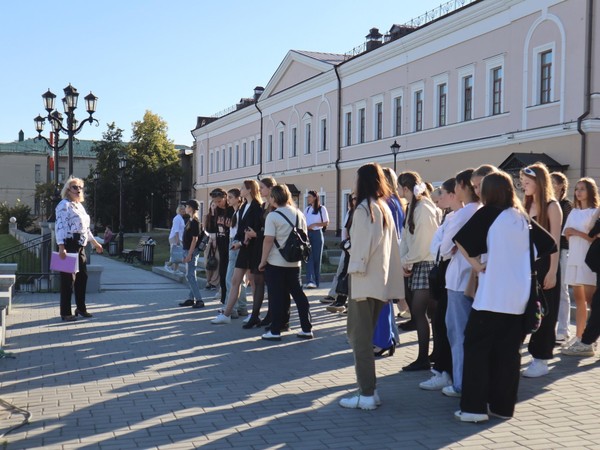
top-left (55, 199), bottom-right (94, 246)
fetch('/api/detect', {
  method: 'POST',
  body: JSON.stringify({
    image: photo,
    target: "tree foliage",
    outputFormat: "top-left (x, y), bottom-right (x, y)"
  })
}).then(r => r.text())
top-left (0, 200), bottom-right (33, 233)
top-left (89, 114), bottom-right (182, 232)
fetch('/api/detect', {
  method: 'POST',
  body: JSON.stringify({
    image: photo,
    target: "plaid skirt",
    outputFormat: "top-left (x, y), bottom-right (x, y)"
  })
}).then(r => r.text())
top-left (409, 260), bottom-right (436, 291)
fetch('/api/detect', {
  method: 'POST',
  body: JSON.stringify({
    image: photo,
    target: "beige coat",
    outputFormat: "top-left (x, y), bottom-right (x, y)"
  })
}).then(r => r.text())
top-left (348, 199), bottom-right (405, 302)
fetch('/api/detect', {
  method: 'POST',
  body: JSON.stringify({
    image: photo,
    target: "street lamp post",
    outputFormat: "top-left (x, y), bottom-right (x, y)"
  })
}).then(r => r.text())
top-left (390, 140), bottom-right (401, 173)
top-left (38, 84), bottom-right (98, 177)
top-left (118, 154), bottom-right (127, 254)
top-left (93, 169), bottom-right (100, 231)
top-left (34, 113), bottom-right (68, 219)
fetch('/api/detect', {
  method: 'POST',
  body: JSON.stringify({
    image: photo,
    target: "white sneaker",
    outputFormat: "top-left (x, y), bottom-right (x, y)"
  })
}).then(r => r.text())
top-left (522, 358), bottom-right (549, 378)
top-left (556, 332), bottom-right (570, 343)
top-left (297, 331), bottom-right (314, 339)
top-left (303, 282), bottom-right (317, 289)
top-left (373, 389), bottom-right (382, 406)
top-left (454, 410), bottom-right (489, 423)
top-left (419, 370), bottom-right (452, 391)
top-left (210, 313), bottom-right (231, 324)
top-left (242, 315), bottom-right (252, 324)
top-left (339, 393), bottom-right (378, 410)
top-left (442, 385), bottom-right (462, 398)
top-left (561, 339), bottom-right (595, 357)
top-left (261, 331), bottom-right (281, 341)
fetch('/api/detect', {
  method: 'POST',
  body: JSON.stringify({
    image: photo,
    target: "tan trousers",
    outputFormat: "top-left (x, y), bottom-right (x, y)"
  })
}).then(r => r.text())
top-left (346, 296), bottom-right (385, 396)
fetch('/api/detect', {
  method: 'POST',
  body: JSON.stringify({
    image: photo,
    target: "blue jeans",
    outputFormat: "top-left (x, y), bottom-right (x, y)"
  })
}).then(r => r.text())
top-left (445, 289), bottom-right (472, 391)
top-left (185, 248), bottom-right (203, 301)
top-left (226, 241), bottom-right (247, 310)
top-left (306, 229), bottom-right (324, 286)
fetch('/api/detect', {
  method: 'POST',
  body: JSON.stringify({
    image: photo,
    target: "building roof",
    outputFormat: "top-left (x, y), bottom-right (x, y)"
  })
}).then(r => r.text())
top-left (498, 152), bottom-right (569, 173)
top-left (0, 138), bottom-right (98, 157)
top-left (291, 50), bottom-right (349, 65)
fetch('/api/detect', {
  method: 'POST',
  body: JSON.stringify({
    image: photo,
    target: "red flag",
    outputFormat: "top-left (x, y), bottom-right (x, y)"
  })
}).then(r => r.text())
top-left (49, 157), bottom-right (54, 171)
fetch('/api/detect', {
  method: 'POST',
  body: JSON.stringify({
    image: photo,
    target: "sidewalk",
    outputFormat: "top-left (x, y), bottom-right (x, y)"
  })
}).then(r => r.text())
top-left (1, 255), bottom-right (599, 449)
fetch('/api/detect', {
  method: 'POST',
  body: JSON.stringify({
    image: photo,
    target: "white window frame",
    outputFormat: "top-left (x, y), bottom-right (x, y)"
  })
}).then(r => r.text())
top-left (209, 151), bottom-right (214, 174)
top-left (277, 122), bottom-right (285, 160)
top-left (485, 54), bottom-right (505, 116)
top-left (319, 116), bottom-right (328, 152)
top-left (215, 149), bottom-right (220, 172)
top-left (411, 81), bottom-right (425, 132)
top-left (356, 100), bottom-right (367, 144)
top-left (343, 106), bottom-right (352, 147)
top-left (390, 88), bottom-right (404, 137)
top-left (221, 146), bottom-right (226, 172)
top-left (371, 94), bottom-right (384, 141)
top-left (199, 154), bottom-right (204, 177)
top-left (532, 43), bottom-right (555, 106)
top-left (302, 112), bottom-right (312, 154)
top-left (242, 141), bottom-right (247, 167)
top-left (432, 73), bottom-right (449, 128)
top-left (457, 64), bottom-right (475, 122)
top-left (290, 126), bottom-right (298, 157)
top-left (228, 145), bottom-right (233, 170)
top-left (267, 134), bottom-right (273, 162)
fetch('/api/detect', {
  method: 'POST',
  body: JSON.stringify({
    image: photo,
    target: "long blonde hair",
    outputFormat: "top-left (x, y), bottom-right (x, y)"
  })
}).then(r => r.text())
top-left (520, 163), bottom-right (555, 231)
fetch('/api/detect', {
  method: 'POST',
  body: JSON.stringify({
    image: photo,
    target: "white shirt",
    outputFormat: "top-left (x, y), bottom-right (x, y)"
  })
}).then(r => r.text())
top-left (264, 205), bottom-right (308, 268)
top-left (430, 211), bottom-right (455, 262)
top-left (441, 202), bottom-right (481, 292)
top-left (474, 208), bottom-right (530, 314)
top-left (304, 205), bottom-right (329, 230)
top-left (55, 199), bottom-right (94, 246)
top-left (169, 214), bottom-right (185, 241)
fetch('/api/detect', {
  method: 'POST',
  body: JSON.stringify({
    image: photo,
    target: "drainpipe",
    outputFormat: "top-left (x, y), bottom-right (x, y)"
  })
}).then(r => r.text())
top-left (334, 65), bottom-right (342, 237)
top-left (577, 0), bottom-right (593, 177)
top-left (255, 101), bottom-right (264, 180)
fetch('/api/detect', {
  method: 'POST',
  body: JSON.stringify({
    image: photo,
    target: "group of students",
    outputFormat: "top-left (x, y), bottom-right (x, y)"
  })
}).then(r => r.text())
top-left (336, 161), bottom-right (600, 424)
top-left (174, 179), bottom-right (330, 341)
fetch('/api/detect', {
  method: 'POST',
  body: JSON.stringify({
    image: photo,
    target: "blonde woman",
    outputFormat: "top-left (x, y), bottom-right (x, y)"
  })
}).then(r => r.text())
top-left (55, 176), bottom-right (104, 321)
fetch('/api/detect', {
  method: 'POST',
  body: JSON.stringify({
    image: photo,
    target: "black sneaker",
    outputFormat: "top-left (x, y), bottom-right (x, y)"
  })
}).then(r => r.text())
top-left (179, 299), bottom-right (195, 307)
top-left (192, 300), bottom-right (205, 309)
top-left (320, 296), bottom-right (335, 304)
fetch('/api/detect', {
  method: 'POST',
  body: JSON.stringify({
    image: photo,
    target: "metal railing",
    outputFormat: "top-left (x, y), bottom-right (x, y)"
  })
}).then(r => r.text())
top-left (0, 235), bottom-right (56, 292)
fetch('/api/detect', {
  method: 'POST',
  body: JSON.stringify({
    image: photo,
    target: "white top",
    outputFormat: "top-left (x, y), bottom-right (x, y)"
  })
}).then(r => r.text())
top-left (441, 202), bottom-right (481, 292)
top-left (473, 208), bottom-right (530, 314)
top-left (563, 207), bottom-right (597, 285)
top-left (229, 208), bottom-right (241, 239)
top-left (341, 209), bottom-right (352, 241)
top-left (430, 211), bottom-right (455, 262)
top-left (304, 205), bottom-right (329, 230)
top-left (55, 199), bottom-right (94, 246)
top-left (169, 213), bottom-right (186, 241)
top-left (264, 205), bottom-right (308, 268)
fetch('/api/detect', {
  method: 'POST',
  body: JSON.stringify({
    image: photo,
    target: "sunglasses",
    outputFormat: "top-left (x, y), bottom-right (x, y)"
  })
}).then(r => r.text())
top-left (70, 185), bottom-right (84, 191)
top-left (522, 167), bottom-right (536, 177)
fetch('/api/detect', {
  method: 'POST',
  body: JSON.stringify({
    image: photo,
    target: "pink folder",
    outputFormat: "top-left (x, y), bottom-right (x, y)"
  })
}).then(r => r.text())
top-left (50, 252), bottom-right (79, 273)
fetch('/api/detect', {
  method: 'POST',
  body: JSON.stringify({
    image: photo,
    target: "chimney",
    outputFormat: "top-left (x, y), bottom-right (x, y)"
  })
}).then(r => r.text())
top-left (365, 28), bottom-right (383, 52)
top-left (18, 130), bottom-right (24, 142)
top-left (253, 86), bottom-right (265, 102)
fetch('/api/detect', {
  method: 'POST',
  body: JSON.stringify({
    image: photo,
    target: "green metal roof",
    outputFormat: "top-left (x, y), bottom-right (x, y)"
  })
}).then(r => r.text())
top-left (0, 138), bottom-right (98, 157)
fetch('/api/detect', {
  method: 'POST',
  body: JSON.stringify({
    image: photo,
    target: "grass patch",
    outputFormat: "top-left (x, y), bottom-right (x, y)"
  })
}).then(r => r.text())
top-left (0, 234), bottom-right (20, 253)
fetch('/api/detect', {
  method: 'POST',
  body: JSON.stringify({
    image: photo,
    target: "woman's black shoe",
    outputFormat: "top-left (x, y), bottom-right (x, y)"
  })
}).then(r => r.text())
top-left (402, 359), bottom-right (431, 371)
top-left (374, 340), bottom-right (396, 357)
top-left (179, 299), bottom-right (195, 307)
top-left (192, 300), bottom-right (205, 309)
top-left (242, 316), bottom-right (262, 329)
top-left (259, 318), bottom-right (272, 327)
top-left (398, 320), bottom-right (416, 331)
top-left (74, 309), bottom-right (93, 318)
top-left (61, 315), bottom-right (77, 322)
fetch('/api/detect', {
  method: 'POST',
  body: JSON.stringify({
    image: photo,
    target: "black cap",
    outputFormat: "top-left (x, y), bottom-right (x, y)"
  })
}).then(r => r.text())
top-left (210, 188), bottom-right (226, 198)
top-left (185, 199), bottom-right (199, 210)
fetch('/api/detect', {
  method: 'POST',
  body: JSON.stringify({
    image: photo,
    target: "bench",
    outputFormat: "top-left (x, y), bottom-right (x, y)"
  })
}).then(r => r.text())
top-left (122, 236), bottom-right (150, 263)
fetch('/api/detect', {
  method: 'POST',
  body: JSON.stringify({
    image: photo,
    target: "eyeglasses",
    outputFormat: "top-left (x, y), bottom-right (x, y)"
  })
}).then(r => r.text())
top-left (522, 167), bottom-right (536, 177)
top-left (70, 185), bottom-right (84, 191)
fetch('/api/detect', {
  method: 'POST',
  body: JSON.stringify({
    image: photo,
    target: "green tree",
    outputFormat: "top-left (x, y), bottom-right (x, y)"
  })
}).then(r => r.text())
top-left (35, 181), bottom-right (56, 220)
top-left (127, 111), bottom-right (182, 230)
top-left (0, 200), bottom-right (33, 233)
top-left (89, 123), bottom-right (127, 231)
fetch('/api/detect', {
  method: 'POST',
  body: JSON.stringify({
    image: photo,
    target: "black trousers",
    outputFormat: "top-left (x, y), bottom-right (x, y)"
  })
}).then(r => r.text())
top-left (431, 288), bottom-right (452, 373)
top-left (582, 273), bottom-right (600, 345)
top-left (265, 264), bottom-right (311, 334)
top-left (216, 236), bottom-right (229, 303)
top-left (528, 265), bottom-right (560, 360)
top-left (460, 309), bottom-right (523, 417)
top-left (60, 239), bottom-right (88, 316)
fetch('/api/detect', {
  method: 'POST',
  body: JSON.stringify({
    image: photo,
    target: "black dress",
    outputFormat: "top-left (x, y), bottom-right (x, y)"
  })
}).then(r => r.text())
top-left (234, 200), bottom-right (263, 272)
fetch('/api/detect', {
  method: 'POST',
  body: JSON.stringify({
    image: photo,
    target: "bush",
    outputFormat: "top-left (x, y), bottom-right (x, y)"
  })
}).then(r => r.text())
top-left (0, 200), bottom-right (34, 234)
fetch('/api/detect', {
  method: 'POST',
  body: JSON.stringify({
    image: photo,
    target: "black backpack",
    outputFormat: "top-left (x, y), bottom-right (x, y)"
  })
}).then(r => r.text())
top-left (273, 210), bottom-right (311, 263)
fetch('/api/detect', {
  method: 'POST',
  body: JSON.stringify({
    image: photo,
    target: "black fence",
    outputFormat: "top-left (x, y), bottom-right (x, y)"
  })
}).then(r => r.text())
top-left (0, 235), bottom-right (58, 292)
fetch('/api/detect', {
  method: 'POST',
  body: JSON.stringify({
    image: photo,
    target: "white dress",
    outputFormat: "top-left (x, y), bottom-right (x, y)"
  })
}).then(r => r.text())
top-left (563, 208), bottom-right (597, 286)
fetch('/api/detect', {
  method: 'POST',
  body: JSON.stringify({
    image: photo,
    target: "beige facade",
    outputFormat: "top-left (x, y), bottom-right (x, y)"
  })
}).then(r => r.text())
top-left (192, 0), bottom-right (599, 232)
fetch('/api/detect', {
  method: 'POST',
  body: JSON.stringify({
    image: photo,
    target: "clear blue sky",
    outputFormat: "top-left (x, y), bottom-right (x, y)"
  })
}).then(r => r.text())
top-left (1, 0), bottom-right (448, 146)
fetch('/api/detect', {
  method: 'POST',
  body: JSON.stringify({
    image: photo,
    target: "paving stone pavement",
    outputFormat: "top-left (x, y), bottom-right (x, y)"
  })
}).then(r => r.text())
top-left (1, 255), bottom-right (600, 449)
